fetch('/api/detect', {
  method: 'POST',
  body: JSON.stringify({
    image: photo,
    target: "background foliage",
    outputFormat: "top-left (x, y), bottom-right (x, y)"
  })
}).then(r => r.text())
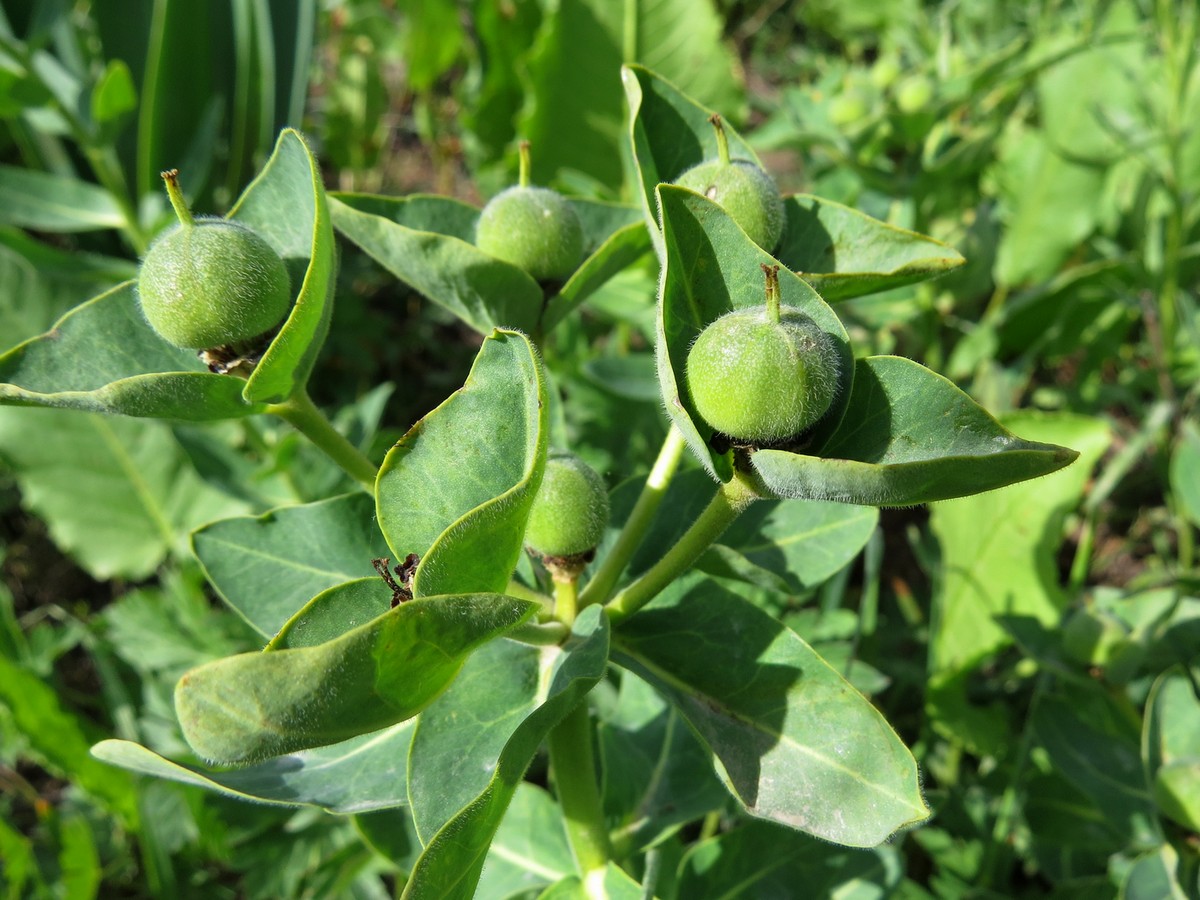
top-left (1, 0), bottom-right (1198, 897)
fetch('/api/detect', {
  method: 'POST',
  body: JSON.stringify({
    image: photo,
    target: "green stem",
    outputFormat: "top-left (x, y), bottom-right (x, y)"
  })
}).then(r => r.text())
top-left (548, 700), bottom-right (611, 889)
top-left (266, 390), bottom-right (378, 490)
top-left (605, 472), bottom-right (759, 624)
top-left (555, 577), bottom-right (579, 627)
top-left (708, 114), bottom-right (730, 165)
top-left (517, 140), bottom-right (531, 188)
top-left (508, 619), bottom-right (569, 646)
top-left (161, 169), bottom-right (196, 227)
top-left (506, 578), bottom-right (554, 616)
top-left (579, 426), bottom-right (686, 608)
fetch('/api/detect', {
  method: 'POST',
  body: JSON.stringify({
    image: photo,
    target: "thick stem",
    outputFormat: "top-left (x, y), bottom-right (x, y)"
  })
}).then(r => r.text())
top-left (709, 113), bottom-right (730, 165)
top-left (605, 472), bottom-right (759, 625)
top-left (547, 700), bottom-right (610, 888)
top-left (554, 577), bottom-right (579, 627)
top-left (161, 169), bottom-right (196, 227)
top-left (267, 390), bottom-right (378, 490)
top-left (578, 426), bottom-right (686, 608)
top-left (517, 140), bottom-right (532, 188)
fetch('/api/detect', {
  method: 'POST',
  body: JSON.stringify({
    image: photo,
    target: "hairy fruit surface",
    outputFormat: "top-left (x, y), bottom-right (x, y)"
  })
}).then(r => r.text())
top-left (686, 306), bottom-right (839, 443)
top-left (476, 186), bottom-right (584, 283)
top-left (525, 450), bottom-right (609, 558)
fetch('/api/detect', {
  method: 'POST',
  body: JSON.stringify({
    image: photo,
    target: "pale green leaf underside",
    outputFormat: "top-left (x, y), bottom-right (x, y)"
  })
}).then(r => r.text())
top-left (91, 721), bottom-right (414, 814)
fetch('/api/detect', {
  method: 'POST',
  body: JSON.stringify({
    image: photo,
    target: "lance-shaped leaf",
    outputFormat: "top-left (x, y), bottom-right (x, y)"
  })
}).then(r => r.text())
top-left (267, 578), bottom-right (395, 650)
top-left (623, 65), bottom-right (962, 295)
top-left (330, 193), bottom-right (646, 336)
top-left (0, 164), bottom-right (127, 232)
top-left (655, 184), bottom-right (853, 481)
top-left (175, 593), bottom-right (537, 764)
top-left (474, 785), bottom-right (574, 899)
top-left (401, 607), bottom-right (609, 900)
top-left (0, 130), bottom-right (333, 417)
top-left (1147, 670), bottom-right (1200, 832)
top-left (750, 357), bottom-right (1079, 506)
top-left (376, 329), bottom-right (547, 598)
top-left (192, 492), bottom-right (388, 637)
top-left (780, 195), bottom-right (964, 301)
top-left (611, 574), bottom-right (928, 847)
top-left (91, 721), bottom-right (414, 813)
top-left (235, 129), bottom-right (338, 404)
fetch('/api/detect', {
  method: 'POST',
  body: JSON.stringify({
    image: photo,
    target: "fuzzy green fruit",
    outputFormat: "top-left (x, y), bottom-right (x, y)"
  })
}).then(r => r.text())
top-left (686, 305), bottom-right (840, 443)
top-left (475, 185), bottom-right (584, 282)
top-left (525, 450), bottom-right (609, 558)
top-left (137, 169), bottom-right (291, 351)
top-left (675, 158), bottom-right (784, 252)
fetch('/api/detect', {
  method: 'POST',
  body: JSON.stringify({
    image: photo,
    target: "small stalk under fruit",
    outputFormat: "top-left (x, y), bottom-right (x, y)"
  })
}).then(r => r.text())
top-left (161, 168), bottom-right (196, 227)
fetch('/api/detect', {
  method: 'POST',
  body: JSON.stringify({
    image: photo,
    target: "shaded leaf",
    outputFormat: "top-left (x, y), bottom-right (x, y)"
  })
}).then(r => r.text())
top-left (613, 574), bottom-right (928, 846)
top-left (175, 593), bottom-right (536, 763)
top-left (192, 492), bottom-right (388, 638)
top-left (92, 722), bottom-right (414, 814)
top-left (676, 820), bottom-right (901, 899)
top-left (376, 329), bottom-right (547, 598)
top-left (475, 784), bottom-right (574, 898)
top-left (751, 357), bottom-right (1080, 506)
top-left (401, 607), bottom-right (609, 900)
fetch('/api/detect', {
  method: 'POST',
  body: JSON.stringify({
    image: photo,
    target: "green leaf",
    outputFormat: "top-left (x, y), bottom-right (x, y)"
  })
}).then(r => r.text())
top-left (0, 282), bottom-right (262, 419)
top-left (376, 329), bottom-right (547, 598)
top-left (1032, 686), bottom-right (1160, 847)
top-left (268, 578), bottom-right (395, 650)
top-left (926, 413), bottom-right (1110, 753)
top-left (92, 722), bottom-right (414, 814)
top-left (0, 408), bottom-right (246, 579)
top-left (655, 184), bottom-right (853, 481)
top-left (675, 821), bottom-right (901, 899)
top-left (0, 226), bottom-right (137, 346)
top-left (612, 574), bottom-right (928, 847)
top-left (750, 357), bottom-right (1080, 505)
top-left (521, 7), bottom-right (742, 192)
top-left (174, 593), bottom-right (536, 764)
top-left (330, 193), bottom-right (645, 336)
top-left (90, 58), bottom-right (137, 124)
top-left (0, 164), bottom-right (126, 232)
top-left (192, 492), bottom-right (389, 637)
top-left (330, 193), bottom-right (541, 334)
top-left (624, 64), bottom-right (761, 258)
top-left (1121, 845), bottom-right (1192, 900)
top-left (991, 127), bottom-right (1106, 285)
top-left (475, 784), bottom-right (574, 898)
top-left (1170, 418), bottom-right (1200, 528)
top-left (1146, 669), bottom-right (1200, 832)
top-left (401, 607), bottom-right (609, 900)
top-left (719, 496), bottom-right (879, 593)
top-left (234, 129), bottom-right (337, 404)
top-left (780, 195), bottom-right (965, 301)
top-left (599, 671), bottom-right (727, 853)
top-left (536, 865), bottom-right (644, 899)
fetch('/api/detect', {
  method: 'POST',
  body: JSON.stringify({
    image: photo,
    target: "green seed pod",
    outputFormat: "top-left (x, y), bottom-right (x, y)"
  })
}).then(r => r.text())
top-left (525, 450), bottom-right (609, 558)
top-left (674, 114), bottom-right (784, 252)
top-left (475, 142), bottom-right (583, 283)
top-left (685, 265), bottom-right (839, 444)
top-left (138, 170), bottom-right (291, 351)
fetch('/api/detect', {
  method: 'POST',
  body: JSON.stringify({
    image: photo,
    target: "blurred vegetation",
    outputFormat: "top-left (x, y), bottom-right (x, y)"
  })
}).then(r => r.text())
top-left (1, 0), bottom-right (1198, 897)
